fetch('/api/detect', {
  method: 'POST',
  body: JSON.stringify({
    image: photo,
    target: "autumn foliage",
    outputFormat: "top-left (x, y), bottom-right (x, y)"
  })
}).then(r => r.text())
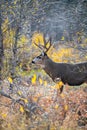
top-left (0, 8), bottom-right (87, 129)
top-left (0, 77), bottom-right (87, 130)
top-left (0, 30), bottom-right (87, 129)
top-left (0, 0), bottom-right (87, 129)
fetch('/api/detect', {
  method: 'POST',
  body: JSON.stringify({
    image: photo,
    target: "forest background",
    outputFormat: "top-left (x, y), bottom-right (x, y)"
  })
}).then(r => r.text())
top-left (0, 0), bottom-right (87, 130)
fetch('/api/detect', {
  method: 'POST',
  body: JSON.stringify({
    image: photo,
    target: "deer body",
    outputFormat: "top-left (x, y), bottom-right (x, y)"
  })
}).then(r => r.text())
top-left (32, 35), bottom-right (87, 93)
top-left (32, 53), bottom-right (87, 86)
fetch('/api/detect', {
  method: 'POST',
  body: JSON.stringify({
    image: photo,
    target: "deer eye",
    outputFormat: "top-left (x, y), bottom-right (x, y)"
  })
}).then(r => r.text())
top-left (38, 56), bottom-right (41, 59)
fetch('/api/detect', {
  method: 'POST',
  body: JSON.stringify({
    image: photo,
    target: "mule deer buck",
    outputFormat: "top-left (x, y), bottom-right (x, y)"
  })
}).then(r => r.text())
top-left (32, 35), bottom-right (87, 93)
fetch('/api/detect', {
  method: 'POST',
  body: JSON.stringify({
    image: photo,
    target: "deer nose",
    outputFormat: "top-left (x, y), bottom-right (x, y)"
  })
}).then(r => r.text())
top-left (32, 60), bottom-right (35, 64)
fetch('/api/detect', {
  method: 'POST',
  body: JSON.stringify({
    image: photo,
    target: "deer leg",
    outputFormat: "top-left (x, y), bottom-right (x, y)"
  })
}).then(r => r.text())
top-left (54, 81), bottom-right (64, 102)
top-left (56, 85), bottom-right (64, 96)
top-left (59, 85), bottom-right (64, 94)
top-left (53, 85), bottom-right (64, 102)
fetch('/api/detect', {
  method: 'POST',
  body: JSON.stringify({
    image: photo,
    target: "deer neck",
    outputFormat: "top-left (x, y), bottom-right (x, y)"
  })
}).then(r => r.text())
top-left (43, 57), bottom-right (55, 78)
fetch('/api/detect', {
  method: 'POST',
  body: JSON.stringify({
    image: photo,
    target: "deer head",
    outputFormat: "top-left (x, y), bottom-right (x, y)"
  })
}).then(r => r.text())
top-left (32, 35), bottom-right (52, 68)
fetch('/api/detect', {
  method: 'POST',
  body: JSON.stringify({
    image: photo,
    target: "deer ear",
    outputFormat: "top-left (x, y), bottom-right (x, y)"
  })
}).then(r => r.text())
top-left (42, 52), bottom-right (45, 56)
top-left (42, 52), bottom-right (47, 56)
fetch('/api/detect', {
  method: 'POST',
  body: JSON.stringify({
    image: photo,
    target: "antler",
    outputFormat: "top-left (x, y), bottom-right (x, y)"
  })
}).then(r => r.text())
top-left (34, 34), bottom-right (52, 53)
top-left (34, 38), bottom-right (44, 51)
top-left (34, 42), bottom-right (43, 50)
top-left (44, 37), bottom-right (52, 53)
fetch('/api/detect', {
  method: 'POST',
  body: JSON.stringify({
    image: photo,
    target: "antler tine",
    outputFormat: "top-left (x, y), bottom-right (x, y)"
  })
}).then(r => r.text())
top-left (34, 38), bottom-right (45, 51)
top-left (34, 35), bottom-right (52, 53)
top-left (34, 42), bottom-right (43, 50)
top-left (45, 37), bottom-right (52, 53)
top-left (43, 34), bottom-right (47, 47)
top-left (38, 38), bottom-right (46, 50)
top-left (43, 34), bottom-right (52, 52)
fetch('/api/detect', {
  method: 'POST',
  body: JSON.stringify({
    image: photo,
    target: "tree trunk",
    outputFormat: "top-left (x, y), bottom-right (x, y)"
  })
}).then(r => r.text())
top-left (10, 0), bottom-right (23, 79)
top-left (10, 26), bottom-right (19, 79)
top-left (0, 10), bottom-right (4, 80)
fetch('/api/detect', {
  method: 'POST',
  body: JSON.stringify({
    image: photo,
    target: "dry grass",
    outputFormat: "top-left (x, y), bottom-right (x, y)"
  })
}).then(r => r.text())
top-left (0, 78), bottom-right (87, 130)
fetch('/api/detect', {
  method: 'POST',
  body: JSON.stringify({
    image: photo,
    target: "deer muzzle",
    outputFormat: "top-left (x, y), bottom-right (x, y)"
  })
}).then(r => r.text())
top-left (32, 57), bottom-right (38, 64)
top-left (32, 60), bottom-right (35, 64)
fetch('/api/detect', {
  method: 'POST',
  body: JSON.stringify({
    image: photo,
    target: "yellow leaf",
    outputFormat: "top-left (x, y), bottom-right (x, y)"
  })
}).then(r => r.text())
top-left (60, 93), bottom-right (65, 99)
top-left (17, 91), bottom-right (22, 96)
top-left (31, 74), bottom-right (36, 84)
top-left (61, 36), bottom-right (65, 41)
top-left (55, 81), bottom-right (63, 89)
top-left (51, 85), bottom-right (55, 89)
top-left (20, 35), bottom-right (28, 43)
top-left (44, 81), bottom-right (47, 86)
top-left (14, 0), bottom-right (17, 4)
top-left (20, 98), bottom-right (28, 103)
top-left (8, 77), bottom-right (13, 84)
top-left (33, 97), bottom-right (38, 102)
top-left (64, 105), bottom-right (68, 111)
top-left (11, 11), bottom-right (15, 17)
top-left (46, 42), bottom-right (50, 48)
top-left (39, 78), bottom-right (43, 85)
top-left (54, 104), bottom-right (59, 109)
top-left (5, 18), bottom-right (9, 24)
top-left (32, 32), bottom-right (44, 46)
top-left (7, 123), bottom-right (11, 127)
top-left (24, 99), bottom-right (28, 103)
top-left (20, 106), bottom-right (24, 113)
top-left (55, 84), bottom-right (60, 89)
top-left (2, 113), bottom-right (7, 118)
top-left (58, 81), bottom-right (64, 87)
top-left (50, 125), bottom-right (56, 130)
top-left (84, 38), bottom-right (87, 43)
